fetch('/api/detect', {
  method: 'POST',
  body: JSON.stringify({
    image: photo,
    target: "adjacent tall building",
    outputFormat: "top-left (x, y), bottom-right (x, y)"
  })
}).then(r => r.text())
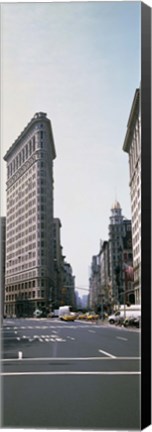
top-left (89, 201), bottom-right (134, 311)
top-left (123, 89), bottom-right (141, 303)
top-left (99, 240), bottom-right (111, 308)
top-left (4, 112), bottom-right (56, 317)
top-left (109, 201), bottom-right (124, 303)
top-left (61, 262), bottom-right (75, 307)
top-left (53, 218), bottom-right (63, 309)
top-left (89, 255), bottom-right (100, 311)
top-left (0, 217), bottom-right (6, 317)
top-left (108, 200), bottom-right (133, 305)
top-left (53, 218), bottom-right (75, 309)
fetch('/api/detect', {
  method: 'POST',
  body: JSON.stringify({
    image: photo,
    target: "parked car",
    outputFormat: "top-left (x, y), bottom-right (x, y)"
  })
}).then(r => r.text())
top-left (108, 310), bottom-right (122, 324)
top-left (123, 315), bottom-right (141, 328)
top-left (47, 312), bottom-right (54, 318)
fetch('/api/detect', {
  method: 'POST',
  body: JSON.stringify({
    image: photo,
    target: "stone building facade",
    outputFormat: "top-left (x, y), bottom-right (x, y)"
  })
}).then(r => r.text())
top-left (123, 89), bottom-right (141, 303)
top-left (89, 255), bottom-right (100, 311)
top-left (108, 201), bottom-right (133, 305)
top-left (61, 262), bottom-right (75, 308)
top-left (52, 218), bottom-right (63, 309)
top-left (4, 112), bottom-right (56, 316)
top-left (99, 240), bottom-right (111, 311)
top-left (0, 217), bottom-right (6, 317)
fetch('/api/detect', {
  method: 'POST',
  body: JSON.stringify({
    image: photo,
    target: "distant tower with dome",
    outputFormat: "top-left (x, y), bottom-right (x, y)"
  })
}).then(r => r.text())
top-left (110, 200), bottom-right (124, 225)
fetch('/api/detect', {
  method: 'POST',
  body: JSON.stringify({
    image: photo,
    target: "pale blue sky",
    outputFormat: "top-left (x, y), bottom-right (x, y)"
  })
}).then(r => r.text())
top-left (1, 2), bottom-right (141, 295)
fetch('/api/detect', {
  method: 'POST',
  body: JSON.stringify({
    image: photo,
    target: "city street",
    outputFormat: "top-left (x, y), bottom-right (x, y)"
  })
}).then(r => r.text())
top-left (1, 318), bottom-right (141, 430)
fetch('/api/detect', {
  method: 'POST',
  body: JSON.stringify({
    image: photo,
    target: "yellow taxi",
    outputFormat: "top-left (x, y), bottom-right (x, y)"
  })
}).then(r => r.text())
top-left (86, 313), bottom-right (99, 321)
top-left (78, 313), bottom-right (87, 320)
top-left (61, 314), bottom-right (76, 321)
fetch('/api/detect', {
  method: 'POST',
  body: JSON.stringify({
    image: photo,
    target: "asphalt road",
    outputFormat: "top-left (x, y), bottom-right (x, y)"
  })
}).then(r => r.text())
top-left (1, 318), bottom-right (141, 430)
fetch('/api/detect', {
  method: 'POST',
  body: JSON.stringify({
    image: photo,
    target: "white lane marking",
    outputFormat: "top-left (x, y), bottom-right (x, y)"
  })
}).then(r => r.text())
top-left (99, 349), bottom-right (116, 359)
top-left (116, 337), bottom-right (128, 341)
top-left (7, 334), bottom-right (68, 343)
top-left (1, 356), bottom-right (141, 362)
top-left (1, 371), bottom-right (141, 376)
top-left (67, 336), bottom-right (75, 340)
top-left (18, 351), bottom-right (22, 359)
top-left (3, 324), bottom-right (111, 330)
top-left (89, 330), bottom-right (96, 333)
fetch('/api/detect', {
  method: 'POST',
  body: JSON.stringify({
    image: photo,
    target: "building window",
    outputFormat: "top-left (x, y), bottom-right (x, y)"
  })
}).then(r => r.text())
top-left (19, 153), bottom-right (21, 167)
top-left (22, 148), bottom-right (25, 163)
top-left (33, 136), bottom-right (35, 152)
top-left (10, 163), bottom-right (12, 176)
top-left (12, 160), bottom-right (15, 173)
top-left (29, 141), bottom-right (32, 156)
top-left (16, 156), bottom-right (18, 170)
top-left (25, 144), bottom-right (28, 159)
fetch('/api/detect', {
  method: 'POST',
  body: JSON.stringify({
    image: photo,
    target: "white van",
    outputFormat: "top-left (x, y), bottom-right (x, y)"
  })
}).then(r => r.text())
top-left (58, 305), bottom-right (71, 319)
top-left (108, 305), bottom-right (141, 325)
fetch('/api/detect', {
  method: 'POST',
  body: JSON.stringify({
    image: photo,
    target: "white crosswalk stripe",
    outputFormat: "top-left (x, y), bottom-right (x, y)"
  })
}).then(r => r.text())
top-left (13, 334), bottom-right (67, 343)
